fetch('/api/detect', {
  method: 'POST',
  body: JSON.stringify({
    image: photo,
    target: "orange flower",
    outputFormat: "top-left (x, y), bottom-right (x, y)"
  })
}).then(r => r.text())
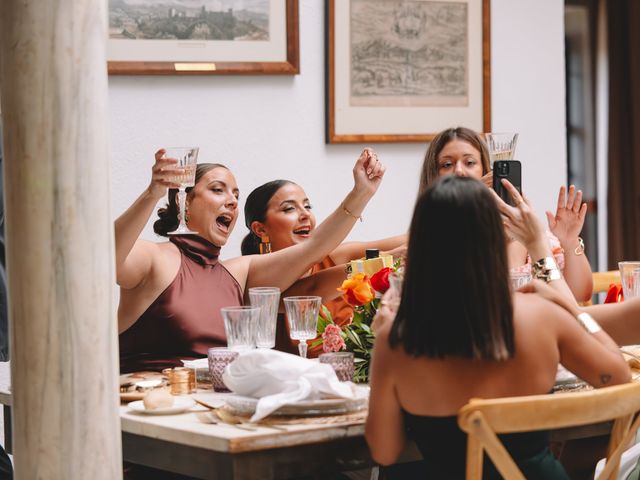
top-left (338, 274), bottom-right (374, 306)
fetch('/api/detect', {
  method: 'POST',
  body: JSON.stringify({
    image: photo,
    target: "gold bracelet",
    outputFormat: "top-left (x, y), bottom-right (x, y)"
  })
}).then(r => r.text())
top-left (532, 256), bottom-right (562, 283)
top-left (574, 237), bottom-right (585, 255)
top-left (576, 312), bottom-right (601, 333)
top-left (341, 202), bottom-right (363, 222)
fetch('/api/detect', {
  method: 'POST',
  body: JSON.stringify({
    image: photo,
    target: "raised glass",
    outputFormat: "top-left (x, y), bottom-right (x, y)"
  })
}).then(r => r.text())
top-left (484, 133), bottom-right (518, 168)
top-left (163, 147), bottom-right (199, 235)
top-left (248, 287), bottom-right (281, 349)
top-left (283, 296), bottom-right (322, 358)
top-left (221, 306), bottom-right (260, 352)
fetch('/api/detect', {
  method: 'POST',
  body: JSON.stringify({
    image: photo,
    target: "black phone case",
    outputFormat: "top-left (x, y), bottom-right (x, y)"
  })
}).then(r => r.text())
top-left (493, 160), bottom-right (522, 206)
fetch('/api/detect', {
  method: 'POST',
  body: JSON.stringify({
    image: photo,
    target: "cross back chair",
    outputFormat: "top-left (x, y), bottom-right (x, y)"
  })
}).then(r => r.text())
top-left (457, 382), bottom-right (640, 480)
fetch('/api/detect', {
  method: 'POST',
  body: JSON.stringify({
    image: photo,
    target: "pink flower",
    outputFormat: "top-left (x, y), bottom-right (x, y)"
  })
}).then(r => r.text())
top-left (322, 324), bottom-right (346, 353)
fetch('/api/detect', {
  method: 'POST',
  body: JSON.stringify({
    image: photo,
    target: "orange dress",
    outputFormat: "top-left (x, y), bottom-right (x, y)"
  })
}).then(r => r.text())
top-left (274, 256), bottom-right (353, 358)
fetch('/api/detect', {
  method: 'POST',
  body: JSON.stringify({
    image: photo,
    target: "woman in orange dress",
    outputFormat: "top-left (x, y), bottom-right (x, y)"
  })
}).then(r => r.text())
top-left (241, 153), bottom-right (406, 356)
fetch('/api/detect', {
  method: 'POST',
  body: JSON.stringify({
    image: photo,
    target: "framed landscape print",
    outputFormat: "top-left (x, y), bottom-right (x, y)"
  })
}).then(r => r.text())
top-left (326, 0), bottom-right (491, 143)
top-left (108, 0), bottom-right (299, 75)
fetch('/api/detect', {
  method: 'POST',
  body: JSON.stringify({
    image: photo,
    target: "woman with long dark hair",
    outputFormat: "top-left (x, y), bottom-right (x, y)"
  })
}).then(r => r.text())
top-left (365, 176), bottom-right (629, 478)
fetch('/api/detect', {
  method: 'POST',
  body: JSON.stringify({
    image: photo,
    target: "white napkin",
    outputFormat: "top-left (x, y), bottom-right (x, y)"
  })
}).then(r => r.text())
top-left (181, 358), bottom-right (209, 369)
top-left (222, 349), bottom-right (355, 422)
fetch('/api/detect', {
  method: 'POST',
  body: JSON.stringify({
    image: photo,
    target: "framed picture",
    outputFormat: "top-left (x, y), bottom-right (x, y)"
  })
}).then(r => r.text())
top-left (108, 0), bottom-right (299, 75)
top-left (326, 0), bottom-right (491, 143)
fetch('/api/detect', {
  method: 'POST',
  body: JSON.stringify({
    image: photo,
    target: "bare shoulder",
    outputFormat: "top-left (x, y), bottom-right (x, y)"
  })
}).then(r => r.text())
top-left (512, 291), bottom-right (574, 330)
top-left (219, 255), bottom-right (250, 287)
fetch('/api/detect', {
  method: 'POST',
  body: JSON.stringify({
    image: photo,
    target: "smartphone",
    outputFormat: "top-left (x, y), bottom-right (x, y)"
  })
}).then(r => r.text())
top-left (493, 160), bottom-right (522, 206)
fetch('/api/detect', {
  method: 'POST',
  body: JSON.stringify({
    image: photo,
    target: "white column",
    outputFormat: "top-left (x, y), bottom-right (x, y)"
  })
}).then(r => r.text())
top-left (0, 0), bottom-right (122, 478)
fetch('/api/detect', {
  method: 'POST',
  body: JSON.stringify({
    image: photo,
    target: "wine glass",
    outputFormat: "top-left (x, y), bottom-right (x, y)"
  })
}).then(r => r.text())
top-left (483, 133), bottom-right (518, 169)
top-left (164, 147), bottom-right (199, 235)
top-left (283, 296), bottom-right (322, 358)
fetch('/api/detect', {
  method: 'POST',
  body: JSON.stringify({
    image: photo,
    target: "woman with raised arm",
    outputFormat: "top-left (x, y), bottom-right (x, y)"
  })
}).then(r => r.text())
top-left (366, 176), bottom-right (629, 478)
top-left (418, 126), bottom-right (593, 302)
top-left (240, 174), bottom-right (405, 355)
top-left (116, 148), bottom-right (385, 372)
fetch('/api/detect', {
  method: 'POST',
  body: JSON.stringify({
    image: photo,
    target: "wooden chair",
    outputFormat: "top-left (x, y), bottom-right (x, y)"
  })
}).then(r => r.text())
top-left (580, 270), bottom-right (622, 306)
top-left (593, 270), bottom-right (622, 294)
top-left (457, 382), bottom-right (640, 480)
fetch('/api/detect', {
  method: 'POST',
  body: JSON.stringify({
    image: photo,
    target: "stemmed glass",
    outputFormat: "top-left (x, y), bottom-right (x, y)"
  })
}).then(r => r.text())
top-left (283, 296), bottom-right (322, 358)
top-left (164, 147), bottom-right (199, 235)
top-left (484, 133), bottom-right (518, 168)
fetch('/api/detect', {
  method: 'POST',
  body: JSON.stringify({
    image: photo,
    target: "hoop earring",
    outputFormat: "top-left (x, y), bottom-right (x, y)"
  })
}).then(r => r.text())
top-left (259, 235), bottom-right (271, 254)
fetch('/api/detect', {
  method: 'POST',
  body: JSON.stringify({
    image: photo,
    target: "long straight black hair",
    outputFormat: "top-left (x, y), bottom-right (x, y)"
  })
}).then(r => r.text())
top-left (389, 176), bottom-right (514, 360)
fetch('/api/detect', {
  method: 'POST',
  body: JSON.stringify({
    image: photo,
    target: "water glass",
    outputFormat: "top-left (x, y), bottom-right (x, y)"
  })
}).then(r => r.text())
top-left (319, 352), bottom-right (355, 382)
top-left (207, 347), bottom-right (239, 393)
top-left (221, 306), bottom-right (260, 351)
top-left (484, 132), bottom-right (518, 168)
top-left (619, 262), bottom-right (640, 300)
top-left (283, 296), bottom-right (322, 358)
top-left (248, 287), bottom-right (281, 349)
top-left (510, 271), bottom-right (532, 291)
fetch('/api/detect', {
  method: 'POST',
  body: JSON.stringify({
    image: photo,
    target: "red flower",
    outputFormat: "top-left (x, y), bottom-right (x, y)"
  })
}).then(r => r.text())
top-left (370, 267), bottom-right (394, 294)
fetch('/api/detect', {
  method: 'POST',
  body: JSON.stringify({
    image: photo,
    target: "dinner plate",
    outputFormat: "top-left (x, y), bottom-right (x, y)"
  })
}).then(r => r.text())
top-left (128, 396), bottom-right (195, 415)
top-left (224, 385), bottom-right (369, 416)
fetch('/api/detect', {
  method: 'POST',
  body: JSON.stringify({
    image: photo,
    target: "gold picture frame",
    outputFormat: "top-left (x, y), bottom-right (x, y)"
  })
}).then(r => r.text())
top-left (326, 0), bottom-right (491, 143)
top-left (108, 0), bottom-right (299, 75)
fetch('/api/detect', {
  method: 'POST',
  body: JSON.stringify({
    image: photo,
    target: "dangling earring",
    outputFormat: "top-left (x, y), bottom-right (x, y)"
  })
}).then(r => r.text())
top-left (259, 235), bottom-right (271, 254)
top-left (184, 205), bottom-right (190, 225)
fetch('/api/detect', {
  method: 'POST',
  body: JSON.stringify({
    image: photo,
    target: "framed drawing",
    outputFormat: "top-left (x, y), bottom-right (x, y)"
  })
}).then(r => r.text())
top-left (326, 0), bottom-right (491, 143)
top-left (108, 0), bottom-right (299, 75)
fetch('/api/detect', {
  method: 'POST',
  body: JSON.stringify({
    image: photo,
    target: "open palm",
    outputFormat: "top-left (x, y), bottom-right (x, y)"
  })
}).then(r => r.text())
top-left (545, 185), bottom-right (587, 244)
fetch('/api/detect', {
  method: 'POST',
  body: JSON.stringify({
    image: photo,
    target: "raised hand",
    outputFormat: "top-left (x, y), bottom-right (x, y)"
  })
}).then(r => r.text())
top-left (545, 185), bottom-right (587, 246)
top-left (480, 169), bottom-right (494, 189)
top-left (353, 148), bottom-right (386, 197)
top-left (492, 179), bottom-right (547, 253)
top-left (148, 148), bottom-right (182, 200)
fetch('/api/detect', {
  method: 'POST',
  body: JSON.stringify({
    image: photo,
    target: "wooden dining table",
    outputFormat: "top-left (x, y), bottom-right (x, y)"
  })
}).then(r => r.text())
top-left (1, 357), bottom-right (639, 479)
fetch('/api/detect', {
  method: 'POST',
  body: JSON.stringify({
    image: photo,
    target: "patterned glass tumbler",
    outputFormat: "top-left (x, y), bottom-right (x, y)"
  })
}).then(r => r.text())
top-left (207, 348), bottom-right (239, 392)
top-left (319, 352), bottom-right (355, 382)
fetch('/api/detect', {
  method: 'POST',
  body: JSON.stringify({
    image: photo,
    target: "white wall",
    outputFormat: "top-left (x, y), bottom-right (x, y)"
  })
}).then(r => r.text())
top-left (109, 0), bottom-right (566, 260)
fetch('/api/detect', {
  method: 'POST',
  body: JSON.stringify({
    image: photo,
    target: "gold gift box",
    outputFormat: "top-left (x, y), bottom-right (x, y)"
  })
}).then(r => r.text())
top-left (348, 254), bottom-right (393, 278)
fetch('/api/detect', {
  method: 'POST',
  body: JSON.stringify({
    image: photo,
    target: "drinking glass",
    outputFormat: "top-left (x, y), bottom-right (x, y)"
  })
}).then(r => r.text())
top-left (163, 147), bottom-right (199, 235)
top-left (509, 271), bottom-right (532, 291)
top-left (221, 306), bottom-right (260, 352)
top-left (319, 352), bottom-right (355, 382)
top-left (283, 296), bottom-right (322, 358)
top-left (207, 347), bottom-right (239, 392)
top-left (248, 287), bottom-right (281, 349)
top-left (484, 133), bottom-right (518, 168)
top-left (619, 262), bottom-right (640, 300)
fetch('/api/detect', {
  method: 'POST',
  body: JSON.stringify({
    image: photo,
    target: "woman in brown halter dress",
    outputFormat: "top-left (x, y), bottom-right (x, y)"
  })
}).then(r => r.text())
top-left (116, 148), bottom-right (385, 372)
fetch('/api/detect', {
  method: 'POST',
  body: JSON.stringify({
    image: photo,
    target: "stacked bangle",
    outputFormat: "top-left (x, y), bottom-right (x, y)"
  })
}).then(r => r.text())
top-left (532, 256), bottom-right (562, 283)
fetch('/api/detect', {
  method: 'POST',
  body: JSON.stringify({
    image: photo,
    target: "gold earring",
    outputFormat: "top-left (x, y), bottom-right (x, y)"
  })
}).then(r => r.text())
top-left (259, 235), bottom-right (271, 254)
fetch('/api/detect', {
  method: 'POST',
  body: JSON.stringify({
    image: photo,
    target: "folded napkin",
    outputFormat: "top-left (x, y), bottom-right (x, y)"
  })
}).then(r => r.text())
top-left (222, 349), bottom-right (355, 422)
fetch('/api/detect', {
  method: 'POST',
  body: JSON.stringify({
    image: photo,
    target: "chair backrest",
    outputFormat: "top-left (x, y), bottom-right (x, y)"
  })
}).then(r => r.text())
top-left (457, 382), bottom-right (640, 480)
top-left (593, 270), bottom-right (622, 294)
top-left (581, 270), bottom-right (622, 306)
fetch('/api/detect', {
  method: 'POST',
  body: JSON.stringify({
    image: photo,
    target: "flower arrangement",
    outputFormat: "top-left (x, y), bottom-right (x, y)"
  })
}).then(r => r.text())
top-left (314, 265), bottom-right (397, 383)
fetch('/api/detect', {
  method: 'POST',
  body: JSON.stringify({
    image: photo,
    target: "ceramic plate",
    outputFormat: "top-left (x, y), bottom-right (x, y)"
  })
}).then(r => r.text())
top-left (224, 385), bottom-right (369, 416)
top-left (128, 396), bottom-right (195, 415)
